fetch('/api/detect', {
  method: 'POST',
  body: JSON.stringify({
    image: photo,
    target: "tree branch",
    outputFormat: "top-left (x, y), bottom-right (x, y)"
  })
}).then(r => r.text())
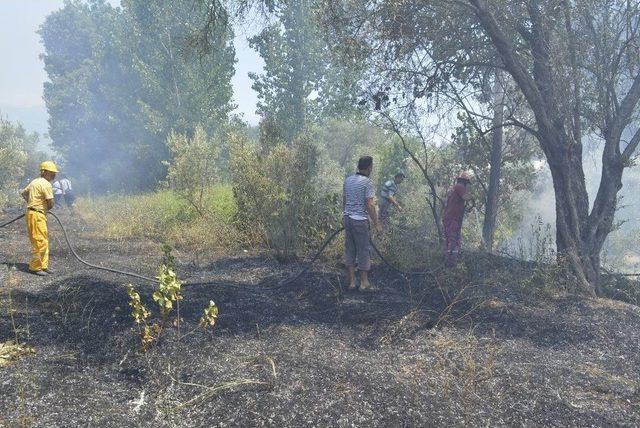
top-left (622, 126), bottom-right (640, 162)
top-left (466, 0), bottom-right (551, 138)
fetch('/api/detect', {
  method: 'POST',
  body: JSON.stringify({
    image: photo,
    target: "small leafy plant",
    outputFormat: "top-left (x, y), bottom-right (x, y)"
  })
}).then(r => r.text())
top-left (153, 265), bottom-right (183, 318)
top-left (199, 300), bottom-right (219, 328)
top-left (126, 246), bottom-right (218, 352)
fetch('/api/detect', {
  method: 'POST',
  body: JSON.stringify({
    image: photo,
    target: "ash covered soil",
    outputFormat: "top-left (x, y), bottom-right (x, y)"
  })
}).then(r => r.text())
top-left (1, 210), bottom-right (639, 427)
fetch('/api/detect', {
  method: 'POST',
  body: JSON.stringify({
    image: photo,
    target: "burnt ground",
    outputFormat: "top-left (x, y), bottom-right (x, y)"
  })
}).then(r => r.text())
top-left (0, 210), bottom-right (639, 427)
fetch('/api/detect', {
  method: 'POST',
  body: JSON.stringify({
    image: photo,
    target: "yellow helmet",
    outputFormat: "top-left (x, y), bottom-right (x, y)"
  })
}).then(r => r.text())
top-left (40, 161), bottom-right (59, 173)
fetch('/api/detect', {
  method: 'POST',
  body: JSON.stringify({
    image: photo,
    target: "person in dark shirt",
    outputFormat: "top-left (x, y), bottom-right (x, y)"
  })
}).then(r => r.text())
top-left (378, 169), bottom-right (405, 230)
top-left (443, 172), bottom-right (473, 267)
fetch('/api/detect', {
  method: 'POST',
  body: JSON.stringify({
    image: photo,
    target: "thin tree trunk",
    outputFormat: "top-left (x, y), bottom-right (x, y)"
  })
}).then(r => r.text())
top-left (482, 75), bottom-right (505, 251)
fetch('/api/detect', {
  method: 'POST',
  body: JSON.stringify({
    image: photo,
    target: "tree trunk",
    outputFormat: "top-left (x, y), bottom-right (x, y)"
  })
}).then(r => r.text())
top-left (543, 129), bottom-right (622, 297)
top-left (468, 0), bottom-right (640, 296)
top-left (416, 168), bottom-right (444, 242)
top-left (482, 76), bottom-right (505, 251)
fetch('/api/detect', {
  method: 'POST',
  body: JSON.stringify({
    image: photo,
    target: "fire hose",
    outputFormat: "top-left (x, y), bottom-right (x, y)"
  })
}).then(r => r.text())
top-left (0, 213), bottom-right (25, 228)
top-left (47, 210), bottom-right (157, 283)
top-left (1, 211), bottom-right (435, 288)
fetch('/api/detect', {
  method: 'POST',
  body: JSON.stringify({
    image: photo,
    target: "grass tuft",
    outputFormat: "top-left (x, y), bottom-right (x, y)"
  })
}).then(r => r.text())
top-left (76, 185), bottom-right (245, 253)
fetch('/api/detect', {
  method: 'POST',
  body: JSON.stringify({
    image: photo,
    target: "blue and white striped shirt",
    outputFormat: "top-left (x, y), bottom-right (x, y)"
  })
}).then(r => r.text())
top-left (343, 173), bottom-right (375, 220)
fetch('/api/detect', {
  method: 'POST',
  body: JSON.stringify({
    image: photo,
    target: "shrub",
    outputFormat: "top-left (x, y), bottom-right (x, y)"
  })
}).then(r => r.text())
top-left (0, 118), bottom-right (42, 210)
top-left (164, 126), bottom-right (223, 216)
top-left (231, 128), bottom-right (341, 262)
top-left (126, 256), bottom-right (218, 353)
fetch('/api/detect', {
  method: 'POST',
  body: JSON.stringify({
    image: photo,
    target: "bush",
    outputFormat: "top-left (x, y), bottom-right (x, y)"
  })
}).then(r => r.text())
top-left (375, 187), bottom-right (442, 272)
top-left (0, 118), bottom-right (43, 210)
top-left (231, 127), bottom-right (341, 262)
top-left (164, 126), bottom-right (223, 216)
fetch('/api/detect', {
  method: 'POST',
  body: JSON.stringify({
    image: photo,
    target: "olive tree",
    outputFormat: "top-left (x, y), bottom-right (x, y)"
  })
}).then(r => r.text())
top-left (322, 0), bottom-right (640, 295)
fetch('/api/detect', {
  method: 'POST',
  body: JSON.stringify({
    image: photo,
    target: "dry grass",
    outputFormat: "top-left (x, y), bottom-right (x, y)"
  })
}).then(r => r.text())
top-left (429, 330), bottom-right (498, 399)
top-left (76, 186), bottom-right (247, 254)
top-left (0, 341), bottom-right (35, 368)
top-left (395, 328), bottom-right (500, 423)
top-left (174, 379), bottom-right (272, 409)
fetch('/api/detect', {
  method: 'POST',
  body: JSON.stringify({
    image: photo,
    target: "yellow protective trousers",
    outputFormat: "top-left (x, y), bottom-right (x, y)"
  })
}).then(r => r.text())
top-left (26, 210), bottom-right (49, 271)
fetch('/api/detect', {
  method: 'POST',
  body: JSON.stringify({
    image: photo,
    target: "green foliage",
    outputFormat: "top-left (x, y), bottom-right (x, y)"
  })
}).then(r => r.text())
top-left (123, 0), bottom-right (236, 143)
top-left (231, 127), bottom-right (340, 261)
top-left (153, 265), bottom-right (183, 317)
top-left (319, 119), bottom-right (390, 174)
top-left (452, 113), bottom-right (539, 238)
top-left (39, 0), bottom-right (236, 192)
top-left (126, 284), bottom-right (154, 351)
top-left (161, 241), bottom-right (176, 270)
top-left (249, 0), bottom-right (359, 143)
top-left (76, 185), bottom-right (242, 254)
top-left (249, 0), bottom-right (321, 142)
top-left (126, 260), bottom-right (219, 353)
top-left (164, 126), bottom-right (223, 215)
top-left (199, 300), bottom-right (219, 328)
top-left (126, 284), bottom-right (151, 324)
top-left (0, 118), bottom-right (43, 209)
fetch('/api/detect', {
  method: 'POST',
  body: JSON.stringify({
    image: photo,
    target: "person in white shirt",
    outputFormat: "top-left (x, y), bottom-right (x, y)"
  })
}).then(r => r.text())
top-left (59, 176), bottom-right (75, 208)
top-left (52, 179), bottom-right (64, 208)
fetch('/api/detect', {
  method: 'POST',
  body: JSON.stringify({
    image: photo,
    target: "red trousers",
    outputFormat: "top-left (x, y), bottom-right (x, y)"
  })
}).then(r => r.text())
top-left (443, 219), bottom-right (461, 267)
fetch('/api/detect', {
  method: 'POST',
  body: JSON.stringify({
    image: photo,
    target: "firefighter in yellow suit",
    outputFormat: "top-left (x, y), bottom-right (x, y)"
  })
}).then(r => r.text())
top-left (21, 161), bottom-right (58, 276)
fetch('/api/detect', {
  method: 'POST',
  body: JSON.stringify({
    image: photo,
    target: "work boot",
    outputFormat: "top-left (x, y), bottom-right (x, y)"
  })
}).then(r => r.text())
top-left (30, 270), bottom-right (47, 277)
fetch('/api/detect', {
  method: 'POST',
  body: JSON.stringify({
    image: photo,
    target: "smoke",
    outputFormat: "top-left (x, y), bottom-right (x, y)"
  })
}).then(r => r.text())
top-left (503, 144), bottom-right (640, 271)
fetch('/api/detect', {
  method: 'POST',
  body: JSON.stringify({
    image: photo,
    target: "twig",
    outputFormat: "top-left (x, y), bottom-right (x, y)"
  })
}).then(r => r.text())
top-left (174, 378), bottom-right (271, 409)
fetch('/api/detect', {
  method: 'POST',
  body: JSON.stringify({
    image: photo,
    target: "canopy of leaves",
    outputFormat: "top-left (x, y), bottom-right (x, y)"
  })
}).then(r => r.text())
top-left (0, 118), bottom-right (43, 209)
top-left (40, 0), bottom-right (236, 192)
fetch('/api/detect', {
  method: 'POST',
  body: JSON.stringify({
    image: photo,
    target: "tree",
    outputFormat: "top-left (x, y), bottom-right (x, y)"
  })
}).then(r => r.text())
top-left (249, 0), bottom-right (360, 143)
top-left (122, 0), bottom-right (236, 137)
top-left (374, 108), bottom-right (448, 241)
top-left (231, 126), bottom-right (339, 261)
top-left (453, 110), bottom-right (539, 250)
top-left (249, 0), bottom-right (321, 143)
top-left (465, 0), bottom-right (640, 294)
top-left (0, 117), bottom-right (43, 209)
top-left (164, 126), bottom-right (221, 216)
top-left (483, 75), bottom-right (507, 250)
top-left (40, 0), bottom-right (236, 192)
top-left (449, 71), bottom-right (540, 251)
top-left (323, 0), bottom-right (640, 295)
top-left (40, 0), bottom-right (135, 191)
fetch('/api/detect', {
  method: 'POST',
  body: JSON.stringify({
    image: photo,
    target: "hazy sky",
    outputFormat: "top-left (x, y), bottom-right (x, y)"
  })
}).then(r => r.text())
top-left (0, 0), bottom-right (263, 138)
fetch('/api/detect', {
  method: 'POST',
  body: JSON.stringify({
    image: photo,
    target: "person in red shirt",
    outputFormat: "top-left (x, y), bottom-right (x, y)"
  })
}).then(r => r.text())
top-left (443, 172), bottom-right (473, 267)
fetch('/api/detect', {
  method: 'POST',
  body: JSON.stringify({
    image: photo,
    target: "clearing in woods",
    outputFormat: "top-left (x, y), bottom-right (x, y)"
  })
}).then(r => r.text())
top-left (0, 211), bottom-right (639, 426)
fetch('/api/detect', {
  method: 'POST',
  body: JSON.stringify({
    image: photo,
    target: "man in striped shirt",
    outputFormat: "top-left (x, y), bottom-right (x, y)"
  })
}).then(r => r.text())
top-left (343, 156), bottom-right (382, 291)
